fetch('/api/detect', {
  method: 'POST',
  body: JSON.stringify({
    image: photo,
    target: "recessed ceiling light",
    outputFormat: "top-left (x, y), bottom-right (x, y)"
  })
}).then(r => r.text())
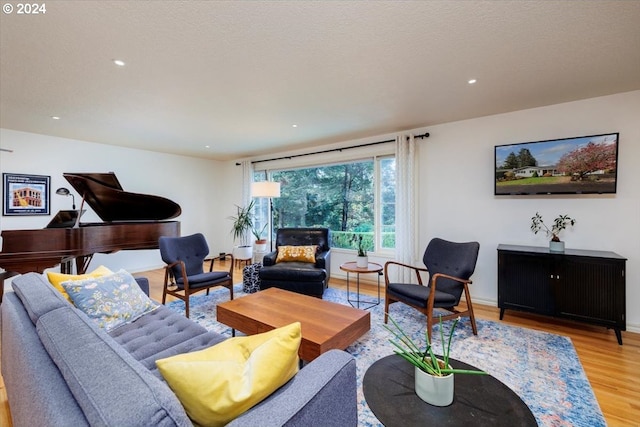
top-left (51, 116), bottom-right (60, 120)
top-left (468, 79), bottom-right (477, 84)
top-left (205, 145), bottom-right (210, 149)
top-left (113, 59), bottom-right (126, 67)
top-left (292, 124), bottom-right (298, 128)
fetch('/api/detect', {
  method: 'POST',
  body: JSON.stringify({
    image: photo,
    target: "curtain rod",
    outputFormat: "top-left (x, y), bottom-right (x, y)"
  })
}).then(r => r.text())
top-left (238, 132), bottom-right (429, 165)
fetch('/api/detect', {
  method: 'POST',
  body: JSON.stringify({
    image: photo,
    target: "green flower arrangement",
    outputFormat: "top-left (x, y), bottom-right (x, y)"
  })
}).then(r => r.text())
top-left (384, 315), bottom-right (486, 376)
top-left (530, 212), bottom-right (576, 242)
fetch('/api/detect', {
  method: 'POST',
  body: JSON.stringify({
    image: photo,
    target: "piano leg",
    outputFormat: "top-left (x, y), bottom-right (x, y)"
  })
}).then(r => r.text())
top-left (75, 254), bottom-right (94, 275)
top-left (61, 255), bottom-right (93, 275)
top-left (61, 256), bottom-right (75, 274)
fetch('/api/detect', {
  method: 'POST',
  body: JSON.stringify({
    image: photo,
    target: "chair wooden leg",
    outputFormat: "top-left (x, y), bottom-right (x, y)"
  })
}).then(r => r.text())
top-left (184, 296), bottom-right (190, 318)
top-left (426, 312), bottom-right (434, 343)
top-left (384, 297), bottom-right (390, 324)
top-left (467, 301), bottom-right (478, 336)
top-left (464, 285), bottom-right (478, 336)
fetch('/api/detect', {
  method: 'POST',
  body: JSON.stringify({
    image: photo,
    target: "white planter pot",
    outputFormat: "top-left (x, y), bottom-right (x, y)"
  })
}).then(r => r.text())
top-left (549, 241), bottom-right (565, 253)
top-left (254, 241), bottom-right (267, 252)
top-left (356, 256), bottom-right (368, 268)
top-left (414, 364), bottom-right (454, 407)
top-left (233, 245), bottom-right (253, 261)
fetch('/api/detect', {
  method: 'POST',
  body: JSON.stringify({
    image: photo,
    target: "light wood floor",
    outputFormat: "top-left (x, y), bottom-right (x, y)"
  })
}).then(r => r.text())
top-left (2, 263), bottom-right (639, 426)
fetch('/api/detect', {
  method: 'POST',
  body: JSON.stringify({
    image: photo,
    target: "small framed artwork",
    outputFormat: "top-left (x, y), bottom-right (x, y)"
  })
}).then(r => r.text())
top-left (2, 173), bottom-right (51, 216)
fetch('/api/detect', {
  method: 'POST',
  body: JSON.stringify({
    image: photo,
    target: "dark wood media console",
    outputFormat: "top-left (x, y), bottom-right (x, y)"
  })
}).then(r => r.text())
top-left (497, 244), bottom-right (626, 345)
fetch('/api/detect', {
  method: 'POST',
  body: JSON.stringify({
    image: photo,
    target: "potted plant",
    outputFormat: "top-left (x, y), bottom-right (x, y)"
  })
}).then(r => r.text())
top-left (530, 212), bottom-right (576, 252)
top-left (384, 316), bottom-right (485, 406)
top-left (355, 235), bottom-right (368, 268)
top-left (229, 200), bottom-right (256, 261)
top-left (252, 223), bottom-right (268, 252)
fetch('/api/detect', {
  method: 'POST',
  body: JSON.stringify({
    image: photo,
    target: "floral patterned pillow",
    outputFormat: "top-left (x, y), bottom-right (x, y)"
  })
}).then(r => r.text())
top-left (62, 269), bottom-right (158, 331)
top-left (275, 245), bottom-right (318, 263)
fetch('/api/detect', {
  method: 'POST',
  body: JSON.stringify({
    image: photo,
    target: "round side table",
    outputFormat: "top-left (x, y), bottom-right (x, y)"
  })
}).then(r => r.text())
top-left (363, 354), bottom-right (537, 427)
top-left (339, 262), bottom-right (382, 309)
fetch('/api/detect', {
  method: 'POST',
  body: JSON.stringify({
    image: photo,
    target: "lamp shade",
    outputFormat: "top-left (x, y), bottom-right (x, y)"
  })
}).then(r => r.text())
top-left (251, 181), bottom-right (281, 198)
top-left (55, 187), bottom-right (70, 196)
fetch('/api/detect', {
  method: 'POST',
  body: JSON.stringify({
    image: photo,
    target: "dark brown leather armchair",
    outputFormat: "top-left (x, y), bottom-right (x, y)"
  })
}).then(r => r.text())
top-left (259, 228), bottom-right (331, 298)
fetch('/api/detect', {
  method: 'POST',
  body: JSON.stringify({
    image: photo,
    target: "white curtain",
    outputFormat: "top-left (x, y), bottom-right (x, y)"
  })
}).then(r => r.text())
top-left (395, 133), bottom-right (417, 283)
top-left (241, 160), bottom-right (253, 207)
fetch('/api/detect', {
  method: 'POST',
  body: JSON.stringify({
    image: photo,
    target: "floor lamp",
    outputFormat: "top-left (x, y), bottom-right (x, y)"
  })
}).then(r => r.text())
top-left (250, 181), bottom-right (281, 252)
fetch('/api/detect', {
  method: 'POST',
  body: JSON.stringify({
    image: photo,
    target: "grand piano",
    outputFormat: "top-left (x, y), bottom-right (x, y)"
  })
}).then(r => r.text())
top-left (0, 172), bottom-right (181, 299)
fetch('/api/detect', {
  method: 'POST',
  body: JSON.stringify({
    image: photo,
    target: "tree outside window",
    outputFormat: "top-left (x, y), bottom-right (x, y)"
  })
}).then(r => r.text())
top-left (254, 157), bottom-right (395, 252)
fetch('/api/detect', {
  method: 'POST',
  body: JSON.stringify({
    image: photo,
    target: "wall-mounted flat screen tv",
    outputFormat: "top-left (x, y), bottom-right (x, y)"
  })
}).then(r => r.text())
top-left (495, 132), bottom-right (619, 195)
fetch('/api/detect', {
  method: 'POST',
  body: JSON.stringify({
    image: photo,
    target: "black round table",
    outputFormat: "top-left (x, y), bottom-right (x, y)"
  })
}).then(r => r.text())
top-left (363, 354), bottom-right (537, 427)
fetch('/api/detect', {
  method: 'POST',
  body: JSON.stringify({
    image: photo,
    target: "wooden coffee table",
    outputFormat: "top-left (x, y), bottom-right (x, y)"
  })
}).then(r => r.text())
top-left (216, 288), bottom-right (370, 361)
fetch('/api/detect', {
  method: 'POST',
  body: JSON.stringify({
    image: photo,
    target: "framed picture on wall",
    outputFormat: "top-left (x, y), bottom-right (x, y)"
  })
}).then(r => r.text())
top-left (2, 173), bottom-right (51, 216)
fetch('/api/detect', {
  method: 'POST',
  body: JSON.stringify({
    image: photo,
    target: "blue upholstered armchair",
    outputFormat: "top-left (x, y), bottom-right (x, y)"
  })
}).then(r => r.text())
top-left (384, 237), bottom-right (480, 341)
top-left (159, 233), bottom-right (234, 317)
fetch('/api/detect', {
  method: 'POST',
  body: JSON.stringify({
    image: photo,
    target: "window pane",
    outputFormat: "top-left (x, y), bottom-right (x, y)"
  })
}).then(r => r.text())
top-left (271, 162), bottom-right (374, 250)
top-left (256, 156), bottom-right (396, 252)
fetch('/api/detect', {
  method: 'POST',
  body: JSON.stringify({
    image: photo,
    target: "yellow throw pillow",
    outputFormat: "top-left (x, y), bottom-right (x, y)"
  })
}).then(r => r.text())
top-left (46, 265), bottom-right (114, 303)
top-left (156, 322), bottom-right (301, 427)
top-left (275, 245), bottom-right (318, 263)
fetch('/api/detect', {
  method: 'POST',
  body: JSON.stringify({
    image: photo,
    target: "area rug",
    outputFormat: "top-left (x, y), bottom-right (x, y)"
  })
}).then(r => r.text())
top-left (167, 286), bottom-right (605, 427)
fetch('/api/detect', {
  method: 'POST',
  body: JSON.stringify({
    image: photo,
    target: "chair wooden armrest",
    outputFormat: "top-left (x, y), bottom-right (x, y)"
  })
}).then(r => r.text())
top-left (163, 260), bottom-right (181, 284)
top-left (427, 273), bottom-right (475, 325)
top-left (165, 260), bottom-right (191, 290)
top-left (207, 253), bottom-right (235, 276)
top-left (430, 272), bottom-right (472, 289)
top-left (384, 260), bottom-right (429, 286)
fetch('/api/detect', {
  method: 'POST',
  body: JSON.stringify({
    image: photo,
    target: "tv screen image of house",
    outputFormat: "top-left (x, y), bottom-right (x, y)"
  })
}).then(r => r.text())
top-left (495, 132), bottom-right (619, 195)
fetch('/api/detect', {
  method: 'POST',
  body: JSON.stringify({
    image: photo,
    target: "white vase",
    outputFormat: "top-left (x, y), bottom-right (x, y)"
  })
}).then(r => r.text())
top-left (414, 364), bottom-right (454, 406)
top-left (233, 245), bottom-right (253, 261)
top-left (549, 241), bottom-right (565, 252)
top-left (356, 256), bottom-right (368, 268)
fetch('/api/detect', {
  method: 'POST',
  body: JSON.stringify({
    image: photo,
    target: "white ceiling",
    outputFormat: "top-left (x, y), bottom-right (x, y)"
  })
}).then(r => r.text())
top-left (1, 1), bottom-right (639, 161)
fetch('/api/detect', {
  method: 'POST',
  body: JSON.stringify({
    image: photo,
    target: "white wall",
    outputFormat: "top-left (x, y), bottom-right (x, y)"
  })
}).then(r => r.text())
top-left (236, 90), bottom-right (640, 331)
top-left (0, 129), bottom-right (230, 272)
top-left (2, 90), bottom-right (638, 331)
top-left (416, 90), bottom-right (640, 329)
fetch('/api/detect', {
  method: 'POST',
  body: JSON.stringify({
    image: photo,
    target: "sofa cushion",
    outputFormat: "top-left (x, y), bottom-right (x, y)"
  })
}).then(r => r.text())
top-left (259, 262), bottom-right (327, 281)
top-left (275, 245), bottom-right (318, 263)
top-left (1, 292), bottom-right (90, 427)
top-left (46, 265), bottom-right (113, 302)
top-left (109, 305), bottom-right (226, 376)
top-left (36, 305), bottom-right (192, 427)
top-left (62, 269), bottom-right (158, 331)
top-left (156, 322), bottom-right (301, 427)
top-left (12, 272), bottom-right (69, 324)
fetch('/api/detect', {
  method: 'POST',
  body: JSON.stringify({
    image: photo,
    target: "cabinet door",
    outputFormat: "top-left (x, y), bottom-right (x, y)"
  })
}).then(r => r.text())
top-left (554, 257), bottom-right (625, 328)
top-left (498, 252), bottom-right (554, 314)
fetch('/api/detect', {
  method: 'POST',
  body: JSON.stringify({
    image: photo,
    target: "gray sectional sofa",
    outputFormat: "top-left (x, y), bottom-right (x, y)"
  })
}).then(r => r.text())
top-left (1, 272), bottom-right (357, 426)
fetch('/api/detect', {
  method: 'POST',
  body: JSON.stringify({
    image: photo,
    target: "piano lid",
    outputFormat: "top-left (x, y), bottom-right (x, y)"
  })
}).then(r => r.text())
top-left (64, 172), bottom-right (181, 222)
